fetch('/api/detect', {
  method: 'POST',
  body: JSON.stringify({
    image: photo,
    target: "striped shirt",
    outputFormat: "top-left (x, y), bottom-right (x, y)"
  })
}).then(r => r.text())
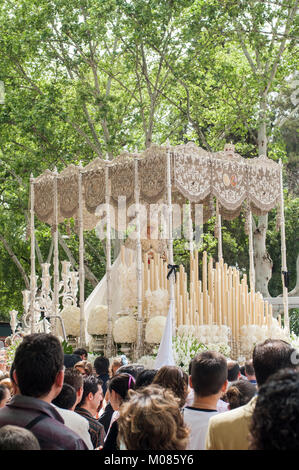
top-left (75, 407), bottom-right (105, 449)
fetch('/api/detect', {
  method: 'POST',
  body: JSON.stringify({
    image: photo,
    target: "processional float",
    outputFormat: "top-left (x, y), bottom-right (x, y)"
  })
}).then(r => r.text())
top-left (14, 142), bottom-right (289, 360)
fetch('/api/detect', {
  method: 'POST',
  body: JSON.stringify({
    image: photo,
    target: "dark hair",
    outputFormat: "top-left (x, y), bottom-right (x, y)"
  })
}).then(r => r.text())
top-left (108, 373), bottom-right (135, 401)
top-left (153, 366), bottom-right (188, 408)
top-left (74, 348), bottom-right (88, 358)
top-left (0, 385), bottom-right (9, 402)
top-left (116, 364), bottom-right (145, 379)
top-left (52, 383), bottom-right (77, 410)
top-left (240, 365), bottom-right (246, 376)
top-left (64, 367), bottom-right (83, 392)
top-left (14, 333), bottom-right (64, 398)
top-left (191, 351), bottom-right (227, 397)
top-left (223, 379), bottom-right (256, 409)
top-left (135, 369), bottom-right (158, 389)
top-left (227, 361), bottom-right (240, 382)
top-left (94, 356), bottom-right (109, 375)
top-left (0, 425), bottom-right (40, 450)
top-left (252, 339), bottom-right (297, 386)
top-left (78, 375), bottom-right (102, 407)
top-left (64, 354), bottom-right (82, 368)
top-left (245, 359), bottom-right (255, 377)
top-left (249, 369), bottom-right (299, 450)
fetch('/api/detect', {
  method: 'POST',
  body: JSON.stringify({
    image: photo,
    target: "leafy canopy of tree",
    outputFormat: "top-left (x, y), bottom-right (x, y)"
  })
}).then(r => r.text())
top-left (0, 0), bottom-right (298, 322)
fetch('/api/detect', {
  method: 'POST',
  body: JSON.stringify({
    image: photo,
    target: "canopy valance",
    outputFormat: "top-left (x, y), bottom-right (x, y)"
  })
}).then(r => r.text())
top-left (33, 142), bottom-right (281, 229)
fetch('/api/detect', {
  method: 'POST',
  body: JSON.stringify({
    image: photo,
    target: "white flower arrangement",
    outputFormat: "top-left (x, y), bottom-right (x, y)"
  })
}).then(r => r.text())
top-left (240, 319), bottom-right (290, 356)
top-left (145, 288), bottom-right (169, 317)
top-left (195, 324), bottom-right (230, 346)
top-left (145, 316), bottom-right (166, 344)
top-left (60, 305), bottom-right (81, 337)
top-left (113, 315), bottom-right (137, 344)
top-left (205, 342), bottom-right (231, 357)
top-left (290, 331), bottom-right (299, 351)
top-left (87, 305), bottom-right (108, 335)
top-left (172, 334), bottom-right (207, 373)
top-left (119, 263), bottom-right (137, 310)
top-left (136, 355), bottom-right (156, 369)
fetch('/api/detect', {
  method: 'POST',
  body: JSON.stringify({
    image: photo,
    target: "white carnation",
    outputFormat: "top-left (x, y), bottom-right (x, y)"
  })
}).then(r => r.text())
top-left (87, 305), bottom-right (108, 335)
top-left (145, 316), bottom-right (166, 344)
top-left (113, 315), bottom-right (137, 344)
top-left (60, 305), bottom-right (81, 337)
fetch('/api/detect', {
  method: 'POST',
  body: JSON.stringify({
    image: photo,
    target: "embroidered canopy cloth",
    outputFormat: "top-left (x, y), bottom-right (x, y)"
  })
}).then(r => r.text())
top-left (33, 142), bottom-right (280, 229)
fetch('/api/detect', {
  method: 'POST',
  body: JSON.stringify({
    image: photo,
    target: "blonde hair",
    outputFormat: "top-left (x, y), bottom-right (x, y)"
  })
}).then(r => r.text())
top-left (74, 360), bottom-right (93, 376)
top-left (118, 384), bottom-right (189, 450)
top-left (109, 357), bottom-right (123, 377)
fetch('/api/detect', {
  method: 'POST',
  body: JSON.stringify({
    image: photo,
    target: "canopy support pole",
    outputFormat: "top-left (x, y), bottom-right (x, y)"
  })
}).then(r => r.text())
top-left (134, 156), bottom-right (143, 359)
top-left (105, 158), bottom-right (113, 357)
top-left (52, 168), bottom-right (59, 335)
top-left (279, 159), bottom-right (289, 334)
top-left (29, 174), bottom-right (36, 333)
top-left (216, 200), bottom-right (223, 262)
top-left (248, 209), bottom-right (255, 293)
top-left (166, 141), bottom-right (176, 336)
top-left (78, 164), bottom-right (86, 347)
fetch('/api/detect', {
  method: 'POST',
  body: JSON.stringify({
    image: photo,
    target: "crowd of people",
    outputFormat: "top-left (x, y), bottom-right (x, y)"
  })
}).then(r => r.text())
top-left (0, 333), bottom-right (298, 450)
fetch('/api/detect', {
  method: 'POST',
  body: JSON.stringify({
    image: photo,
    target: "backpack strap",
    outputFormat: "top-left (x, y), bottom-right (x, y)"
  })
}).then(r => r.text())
top-left (25, 414), bottom-right (48, 430)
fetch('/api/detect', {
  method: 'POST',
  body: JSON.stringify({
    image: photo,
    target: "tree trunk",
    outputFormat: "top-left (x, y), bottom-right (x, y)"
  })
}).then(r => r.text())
top-left (253, 94), bottom-right (273, 296)
top-left (0, 234), bottom-right (30, 289)
top-left (253, 214), bottom-right (272, 297)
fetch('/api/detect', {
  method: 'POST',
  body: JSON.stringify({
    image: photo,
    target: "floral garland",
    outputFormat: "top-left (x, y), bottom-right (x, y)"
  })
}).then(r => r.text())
top-left (113, 315), bottom-right (137, 344)
top-left (87, 305), bottom-right (108, 335)
top-left (145, 315), bottom-right (166, 344)
top-left (60, 305), bottom-right (81, 337)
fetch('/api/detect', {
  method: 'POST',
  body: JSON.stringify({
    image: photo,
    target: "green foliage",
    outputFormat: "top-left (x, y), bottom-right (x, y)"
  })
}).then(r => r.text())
top-left (61, 340), bottom-right (73, 355)
top-left (0, 0), bottom-right (297, 319)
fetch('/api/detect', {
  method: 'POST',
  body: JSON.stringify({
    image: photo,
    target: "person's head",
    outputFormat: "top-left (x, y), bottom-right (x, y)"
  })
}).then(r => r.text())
top-left (74, 348), bottom-right (88, 360)
top-left (116, 363), bottom-right (145, 379)
top-left (94, 356), bottom-right (109, 376)
top-left (109, 356), bottom-right (128, 377)
top-left (252, 339), bottom-right (298, 387)
top-left (74, 360), bottom-right (93, 377)
top-left (108, 373), bottom-right (135, 411)
top-left (227, 361), bottom-right (241, 382)
top-left (135, 369), bottom-right (158, 389)
top-left (64, 354), bottom-right (82, 369)
top-left (223, 379), bottom-right (256, 410)
top-left (249, 369), bottom-right (299, 450)
top-left (244, 359), bottom-right (256, 379)
top-left (118, 384), bottom-right (190, 450)
top-left (0, 425), bottom-right (40, 450)
top-left (63, 367), bottom-right (84, 407)
top-left (77, 375), bottom-right (103, 415)
top-left (190, 351), bottom-right (228, 398)
top-left (0, 385), bottom-right (10, 408)
top-left (52, 383), bottom-right (77, 410)
top-left (9, 362), bottom-right (19, 396)
top-left (0, 378), bottom-right (13, 396)
top-left (13, 333), bottom-right (64, 401)
top-left (153, 366), bottom-right (188, 408)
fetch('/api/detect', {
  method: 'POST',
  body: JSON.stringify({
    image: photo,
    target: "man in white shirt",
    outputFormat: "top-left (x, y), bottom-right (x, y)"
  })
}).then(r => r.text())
top-left (183, 351), bottom-right (228, 450)
top-left (53, 370), bottom-right (93, 450)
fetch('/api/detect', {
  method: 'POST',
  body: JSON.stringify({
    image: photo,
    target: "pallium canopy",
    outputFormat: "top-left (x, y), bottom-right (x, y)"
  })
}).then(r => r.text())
top-left (33, 142), bottom-right (281, 229)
